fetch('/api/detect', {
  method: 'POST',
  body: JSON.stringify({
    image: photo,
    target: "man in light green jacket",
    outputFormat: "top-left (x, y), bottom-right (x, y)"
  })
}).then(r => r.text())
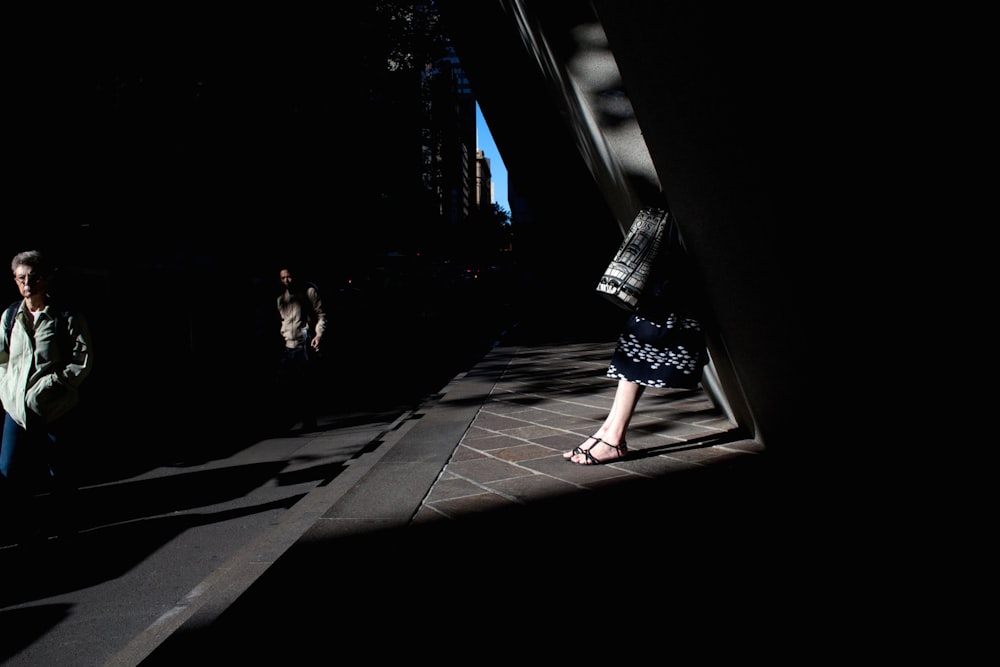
top-left (0, 249), bottom-right (94, 544)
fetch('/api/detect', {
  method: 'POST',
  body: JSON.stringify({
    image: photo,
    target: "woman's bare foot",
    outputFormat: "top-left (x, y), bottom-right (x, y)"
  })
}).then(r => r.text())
top-left (570, 439), bottom-right (628, 465)
top-left (564, 435), bottom-right (603, 459)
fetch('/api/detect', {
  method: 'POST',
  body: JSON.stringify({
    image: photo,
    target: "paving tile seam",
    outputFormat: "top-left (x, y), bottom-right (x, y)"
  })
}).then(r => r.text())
top-left (474, 445), bottom-right (566, 461)
top-left (715, 442), bottom-right (765, 455)
top-left (427, 473), bottom-right (531, 504)
top-left (467, 420), bottom-right (734, 458)
top-left (463, 424), bottom-right (734, 458)
top-left (414, 503), bottom-right (454, 520)
top-left (406, 462), bottom-right (457, 516)
top-left (462, 429), bottom-right (578, 449)
top-left (439, 461), bottom-right (593, 499)
top-left (479, 405), bottom-right (608, 421)
top-left (486, 392), bottom-right (712, 416)
top-left (421, 496), bottom-right (509, 521)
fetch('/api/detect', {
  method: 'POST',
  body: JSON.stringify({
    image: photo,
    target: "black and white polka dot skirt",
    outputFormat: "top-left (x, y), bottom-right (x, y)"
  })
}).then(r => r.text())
top-left (606, 312), bottom-right (708, 389)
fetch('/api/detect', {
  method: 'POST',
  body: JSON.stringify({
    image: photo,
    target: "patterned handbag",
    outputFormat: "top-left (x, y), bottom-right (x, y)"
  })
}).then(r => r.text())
top-left (595, 207), bottom-right (669, 311)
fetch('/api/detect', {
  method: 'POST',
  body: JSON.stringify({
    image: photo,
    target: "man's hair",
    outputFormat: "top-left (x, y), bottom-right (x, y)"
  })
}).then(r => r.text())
top-left (11, 249), bottom-right (57, 277)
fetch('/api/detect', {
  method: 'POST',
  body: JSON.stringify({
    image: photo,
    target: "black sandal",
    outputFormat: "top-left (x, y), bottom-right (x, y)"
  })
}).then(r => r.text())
top-left (573, 440), bottom-right (628, 465)
top-left (564, 435), bottom-right (603, 460)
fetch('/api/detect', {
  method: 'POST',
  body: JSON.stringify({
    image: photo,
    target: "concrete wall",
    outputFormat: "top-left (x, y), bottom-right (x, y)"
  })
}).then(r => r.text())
top-left (439, 0), bottom-right (864, 460)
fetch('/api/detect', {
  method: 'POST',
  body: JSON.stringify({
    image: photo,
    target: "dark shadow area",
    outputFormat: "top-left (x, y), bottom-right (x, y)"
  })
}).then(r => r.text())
top-left (140, 451), bottom-right (841, 663)
top-left (0, 603), bottom-right (73, 662)
top-left (3, 0), bottom-right (564, 496)
top-left (0, 252), bottom-right (526, 494)
top-left (2, 462), bottom-right (286, 545)
top-left (0, 444), bottom-right (376, 607)
top-left (625, 429), bottom-right (754, 458)
top-left (0, 494), bottom-right (306, 609)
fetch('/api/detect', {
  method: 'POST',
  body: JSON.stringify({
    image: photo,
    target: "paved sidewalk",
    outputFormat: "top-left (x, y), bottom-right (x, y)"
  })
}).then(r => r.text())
top-left (136, 335), bottom-right (777, 664)
top-left (413, 339), bottom-right (756, 523)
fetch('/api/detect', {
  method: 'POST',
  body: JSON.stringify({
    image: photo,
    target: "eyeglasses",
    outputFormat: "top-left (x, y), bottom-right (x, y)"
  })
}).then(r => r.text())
top-left (14, 273), bottom-right (44, 285)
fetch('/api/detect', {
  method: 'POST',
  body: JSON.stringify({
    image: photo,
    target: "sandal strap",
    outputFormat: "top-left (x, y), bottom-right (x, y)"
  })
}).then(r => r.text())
top-left (603, 440), bottom-right (627, 452)
top-left (569, 436), bottom-right (602, 457)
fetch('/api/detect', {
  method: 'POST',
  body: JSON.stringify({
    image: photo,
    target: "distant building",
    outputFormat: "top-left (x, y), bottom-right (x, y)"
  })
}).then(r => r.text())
top-left (475, 149), bottom-right (493, 210)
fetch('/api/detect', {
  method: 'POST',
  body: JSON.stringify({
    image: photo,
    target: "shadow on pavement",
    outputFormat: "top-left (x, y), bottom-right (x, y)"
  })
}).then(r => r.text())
top-left (139, 452), bottom-right (856, 662)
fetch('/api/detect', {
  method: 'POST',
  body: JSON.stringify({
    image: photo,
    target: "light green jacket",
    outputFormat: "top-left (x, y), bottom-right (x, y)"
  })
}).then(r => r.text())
top-left (0, 300), bottom-right (94, 428)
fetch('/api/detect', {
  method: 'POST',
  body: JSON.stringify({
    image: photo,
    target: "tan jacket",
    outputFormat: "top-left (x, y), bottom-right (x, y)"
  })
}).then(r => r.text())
top-left (277, 284), bottom-right (326, 349)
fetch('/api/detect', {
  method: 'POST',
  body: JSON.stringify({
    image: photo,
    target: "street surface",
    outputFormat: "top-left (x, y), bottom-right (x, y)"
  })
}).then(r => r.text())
top-left (0, 405), bottom-right (413, 665)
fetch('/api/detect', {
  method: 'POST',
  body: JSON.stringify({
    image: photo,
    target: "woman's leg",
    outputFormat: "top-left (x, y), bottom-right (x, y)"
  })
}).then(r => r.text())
top-left (565, 379), bottom-right (643, 463)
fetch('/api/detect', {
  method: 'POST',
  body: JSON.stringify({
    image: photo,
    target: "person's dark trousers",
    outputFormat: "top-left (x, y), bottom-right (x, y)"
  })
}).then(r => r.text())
top-left (1, 411), bottom-right (81, 543)
top-left (2, 412), bottom-right (48, 543)
top-left (278, 346), bottom-right (319, 430)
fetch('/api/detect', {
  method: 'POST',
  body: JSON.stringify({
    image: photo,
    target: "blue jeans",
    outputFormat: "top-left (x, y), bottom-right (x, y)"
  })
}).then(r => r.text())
top-left (1, 411), bottom-right (79, 539)
top-left (1, 412), bottom-right (57, 490)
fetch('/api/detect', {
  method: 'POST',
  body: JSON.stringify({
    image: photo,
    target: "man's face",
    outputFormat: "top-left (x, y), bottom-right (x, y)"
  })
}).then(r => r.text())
top-left (280, 270), bottom-right (294, 288)
top-left (13, 265), bottom-right (50, 298)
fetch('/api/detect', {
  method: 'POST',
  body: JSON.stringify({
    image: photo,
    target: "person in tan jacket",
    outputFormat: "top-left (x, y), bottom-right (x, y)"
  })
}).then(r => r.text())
top-left (276, 265), bottom-right (326, 431)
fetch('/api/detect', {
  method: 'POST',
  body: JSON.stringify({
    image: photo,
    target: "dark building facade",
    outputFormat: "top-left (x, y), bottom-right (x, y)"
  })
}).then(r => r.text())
top-left (4, 2), bottom-right (506, 476)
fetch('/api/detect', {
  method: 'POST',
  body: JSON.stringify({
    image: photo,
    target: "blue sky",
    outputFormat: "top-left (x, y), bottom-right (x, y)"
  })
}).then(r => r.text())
top-left (475, 102), bottom-right (509, 214)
